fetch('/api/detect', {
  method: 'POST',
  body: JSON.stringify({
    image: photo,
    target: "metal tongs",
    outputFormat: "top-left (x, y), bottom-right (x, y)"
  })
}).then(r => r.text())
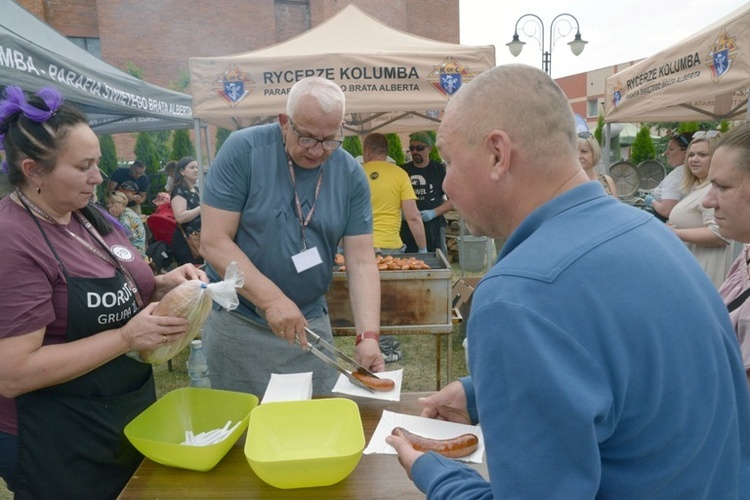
top-left (302, 327), bottom-right (382, 393)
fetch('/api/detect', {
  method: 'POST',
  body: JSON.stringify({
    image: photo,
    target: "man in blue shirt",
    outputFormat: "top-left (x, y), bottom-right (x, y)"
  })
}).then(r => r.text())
top-left (106, 160), bottom-right (149, 214)
top-left (387, 64), bottom-right (750, 498)
top-left (199, 77), bottom-right (384, 396)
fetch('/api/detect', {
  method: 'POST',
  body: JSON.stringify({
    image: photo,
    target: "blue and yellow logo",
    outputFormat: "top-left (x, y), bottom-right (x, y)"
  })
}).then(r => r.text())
top-left (427, 57), bottom-right (475, 98)
top-left (707, 29), bottom-right (738, 84)
top-left (212, 64), bottom-right (255, 107)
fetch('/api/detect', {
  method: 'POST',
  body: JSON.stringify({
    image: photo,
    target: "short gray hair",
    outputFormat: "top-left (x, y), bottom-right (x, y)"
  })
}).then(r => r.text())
top-left (286, 77), bottom-right (345, 120)
top-left (445, 64), bottom-right (577, 164)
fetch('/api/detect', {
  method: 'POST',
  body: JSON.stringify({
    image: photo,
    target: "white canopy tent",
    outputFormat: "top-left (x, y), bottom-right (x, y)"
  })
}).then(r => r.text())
top-left (601, 2), bottom-right (749, 179)
top-left (188, 4), bottom-right (495, 169)
top-left (604, 1), bottom-right (749, 124)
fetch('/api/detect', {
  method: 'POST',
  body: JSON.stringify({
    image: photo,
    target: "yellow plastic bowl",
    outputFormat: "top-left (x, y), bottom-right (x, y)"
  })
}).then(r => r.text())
top-left (244, 398), bottom-right (364, 489)
top-left (124, 387), bottom-right (259, 472)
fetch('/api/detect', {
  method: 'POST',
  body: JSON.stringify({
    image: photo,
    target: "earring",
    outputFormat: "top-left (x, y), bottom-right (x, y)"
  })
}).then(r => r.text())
top-left (37, 187), bottom-right (41, 194)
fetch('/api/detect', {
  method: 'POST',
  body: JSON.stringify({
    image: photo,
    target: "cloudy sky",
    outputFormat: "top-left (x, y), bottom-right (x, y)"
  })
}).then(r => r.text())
top-left (459, 0), bottom-right (748, 77)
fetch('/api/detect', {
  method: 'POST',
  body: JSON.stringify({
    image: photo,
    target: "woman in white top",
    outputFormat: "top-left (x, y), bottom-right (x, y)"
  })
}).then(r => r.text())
top-left (668, 134), bottom-right (733, 288)
top-left (649, 132), bottom-right (693, 221)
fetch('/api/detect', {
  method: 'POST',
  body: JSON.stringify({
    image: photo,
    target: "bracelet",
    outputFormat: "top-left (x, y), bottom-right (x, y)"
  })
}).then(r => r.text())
top-left (355, 331), bottom-right (380, 346)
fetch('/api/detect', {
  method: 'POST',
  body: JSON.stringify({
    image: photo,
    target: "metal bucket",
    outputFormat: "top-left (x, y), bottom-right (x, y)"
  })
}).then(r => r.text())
top-left (457, 235), bottom-right (488, 272)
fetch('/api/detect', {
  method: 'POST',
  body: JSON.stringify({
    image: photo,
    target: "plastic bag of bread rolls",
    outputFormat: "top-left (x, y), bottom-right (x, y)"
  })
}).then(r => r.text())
top-left (128, 262), bottom-right (244, 364)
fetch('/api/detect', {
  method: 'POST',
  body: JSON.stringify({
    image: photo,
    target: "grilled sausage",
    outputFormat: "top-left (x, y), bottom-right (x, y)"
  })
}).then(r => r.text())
top-left (391, 426), bottom-right (478, 458)
top-left (351, 371), bottom-right (395, 391)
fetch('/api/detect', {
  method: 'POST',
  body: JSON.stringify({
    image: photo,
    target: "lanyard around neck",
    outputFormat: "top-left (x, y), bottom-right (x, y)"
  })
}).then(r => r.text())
top-left (16, 190), bottom-right (144, 307)
top-left (287, 153), bottom-right (323, 251)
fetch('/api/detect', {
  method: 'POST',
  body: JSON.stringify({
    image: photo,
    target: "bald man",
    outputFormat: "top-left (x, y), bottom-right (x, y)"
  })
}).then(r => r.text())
top-left (387, 64), bottom-right (750, 498)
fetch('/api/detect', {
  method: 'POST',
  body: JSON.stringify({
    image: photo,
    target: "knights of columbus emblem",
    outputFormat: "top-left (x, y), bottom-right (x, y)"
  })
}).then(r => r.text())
top-left (427, 57), bottom-right (475, 98)
top-left (707, 29), bottom-right (738, 84)
top-left (212, 64), bottom-right (255, 107)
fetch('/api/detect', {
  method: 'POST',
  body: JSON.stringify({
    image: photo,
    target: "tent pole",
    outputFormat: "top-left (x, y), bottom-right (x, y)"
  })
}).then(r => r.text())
top-left (194, 119), bottom-right (204, 199)
top-left (604, 123), bottom-right (611, 174)
top-left (203, 126), bottom-right (213, 167)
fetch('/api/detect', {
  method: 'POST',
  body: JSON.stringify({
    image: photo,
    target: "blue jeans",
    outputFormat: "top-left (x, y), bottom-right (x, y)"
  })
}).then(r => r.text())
top-left (0, 431), bottom-right (18, 492)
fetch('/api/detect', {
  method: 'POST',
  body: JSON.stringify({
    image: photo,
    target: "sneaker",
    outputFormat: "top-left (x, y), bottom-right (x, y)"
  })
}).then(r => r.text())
top-left (383, 349), bottom-right (403, 364)
top-left (379, 335), bottom-right (403, 363)
top-left (379, 335), bottom-right (395, 353)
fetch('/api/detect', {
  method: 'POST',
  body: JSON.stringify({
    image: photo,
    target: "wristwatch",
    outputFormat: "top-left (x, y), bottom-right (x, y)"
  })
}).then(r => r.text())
top-left (355, 331), bottom-right (380, 346)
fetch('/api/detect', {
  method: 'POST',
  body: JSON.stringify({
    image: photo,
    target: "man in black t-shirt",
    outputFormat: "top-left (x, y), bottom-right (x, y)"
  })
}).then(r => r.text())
top-left (399, 132), bottom-right (453, 255)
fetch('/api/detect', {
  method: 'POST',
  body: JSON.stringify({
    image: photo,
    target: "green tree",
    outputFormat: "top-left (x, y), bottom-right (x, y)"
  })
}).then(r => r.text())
top-left (169, 69), bottom-right (191, 92)
top-left (98, 135), bottom-right (119, 176)
top-left (342, 136), bottom-right (362, 159)
top-left (425, 130), bottom-right (443, 163)
top-left (594, 114), bottom-right (604, 145)
top-left (630, 125), bottom-right (656, 165)
top-left (172, 129), bottom-right (194, 160)
top-left (151, 130), bottom-right (171, 166)
top-left (386, 134), bottom-right (405, 165)
top-left (125, 61), bottom-right (144, 80)
top-left (134, 132), bottom-right (159, 174)
top-left (215, 127), bottom-right (232, 155)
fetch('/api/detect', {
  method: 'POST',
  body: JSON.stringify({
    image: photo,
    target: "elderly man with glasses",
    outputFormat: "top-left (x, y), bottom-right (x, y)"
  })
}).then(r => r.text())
top-left (399, 131), bottom-right (454, 255)
top-left (198, 77), bottom-right (384, 397)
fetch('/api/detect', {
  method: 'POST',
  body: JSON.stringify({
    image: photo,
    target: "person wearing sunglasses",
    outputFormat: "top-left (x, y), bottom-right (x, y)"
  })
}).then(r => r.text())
top-left (399, 131), bottom-right (453, 256)
top-left (198, 77), bottom-right (384, 398)
top-left (577, 132), bottom-right (617, 197)
top-left (646, 132), bottom-right (694, 221)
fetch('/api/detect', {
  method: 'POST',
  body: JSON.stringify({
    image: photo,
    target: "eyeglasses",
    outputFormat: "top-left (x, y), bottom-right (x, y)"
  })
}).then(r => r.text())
top-left (409, 145), bottom-right (428, 152)
top-left (287, 117), bottom-right (342, 151)
top-left (692, 130), bottom-right (721, 139)
top-left (577, 131), bottom-right (593, 139)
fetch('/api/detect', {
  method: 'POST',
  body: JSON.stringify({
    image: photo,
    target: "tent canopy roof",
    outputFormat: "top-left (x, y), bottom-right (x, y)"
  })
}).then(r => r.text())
top-left (604, 2), bottom-right (749, 123)
top-left (189, 5), bottom-right (495, 135)
top-left (0, 0), bottom-right (193, 134)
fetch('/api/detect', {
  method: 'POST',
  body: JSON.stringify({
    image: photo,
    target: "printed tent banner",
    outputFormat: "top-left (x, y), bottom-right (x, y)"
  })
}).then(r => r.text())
top-left (189, 5), bottom-right (495, 135)
top-left (0, 0), bottom-right (193, 134)
top-left (604, 2), bottom-right (749, 123)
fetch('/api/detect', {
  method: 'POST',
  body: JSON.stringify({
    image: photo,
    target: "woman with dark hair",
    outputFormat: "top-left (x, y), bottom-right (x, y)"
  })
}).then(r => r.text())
top-left (0, 86), bottom-right (205, 498)
top-left (647, 132), bottom-right (693, 221)
top-left (170, 156), bottom-right (203, 265)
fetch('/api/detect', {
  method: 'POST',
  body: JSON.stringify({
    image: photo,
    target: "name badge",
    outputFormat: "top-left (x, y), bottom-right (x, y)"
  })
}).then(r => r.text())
top-left (292, 246), bottom-right (323, 273)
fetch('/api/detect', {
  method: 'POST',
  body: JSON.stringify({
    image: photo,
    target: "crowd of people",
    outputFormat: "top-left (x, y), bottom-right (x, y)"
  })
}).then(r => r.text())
top-left (1, 66), bottom-right (749, 498)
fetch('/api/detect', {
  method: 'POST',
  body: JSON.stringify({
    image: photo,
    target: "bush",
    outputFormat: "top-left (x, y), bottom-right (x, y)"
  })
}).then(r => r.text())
top-left (386, 134), bottom-right (405, 165)
top-left (134, 132), bottom-right (160, 174)
top-left (630, 125), bottom-right (656, 165)
top-left (342, 136), bottom-right (362, 159)
top-left (215, 127), bottom-right (231, 155)
top-left (171, 129), bottom-right (194, 160)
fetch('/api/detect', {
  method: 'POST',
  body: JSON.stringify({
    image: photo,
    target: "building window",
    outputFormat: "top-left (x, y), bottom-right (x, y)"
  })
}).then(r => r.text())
top-left (587, 99), bottom-right (601, 118)
top-left (68, 37), bottom-right (101, 58)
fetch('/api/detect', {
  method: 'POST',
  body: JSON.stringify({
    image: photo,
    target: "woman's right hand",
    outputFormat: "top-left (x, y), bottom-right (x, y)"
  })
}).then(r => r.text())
top-left (118, 302), bottom-right (189, 352)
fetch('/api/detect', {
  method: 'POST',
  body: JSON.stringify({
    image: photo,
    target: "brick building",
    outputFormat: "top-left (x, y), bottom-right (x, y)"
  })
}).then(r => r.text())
top-left (15, 0), bottom-right (460, 160)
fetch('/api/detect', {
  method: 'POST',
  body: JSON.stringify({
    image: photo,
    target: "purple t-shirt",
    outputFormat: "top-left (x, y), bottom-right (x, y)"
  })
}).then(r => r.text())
top-left (0, 197), bottom-right (155, 435)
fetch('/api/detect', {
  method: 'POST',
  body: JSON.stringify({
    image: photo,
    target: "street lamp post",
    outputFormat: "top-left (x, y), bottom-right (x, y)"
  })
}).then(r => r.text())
top-left (506, 13), bottom-right (588, 75)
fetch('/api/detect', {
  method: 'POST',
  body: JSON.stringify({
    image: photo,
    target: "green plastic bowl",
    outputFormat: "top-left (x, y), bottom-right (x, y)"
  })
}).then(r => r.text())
top-left (244, 398), bottom-right (364, 489)
top-left (124, 387), bottom-right (259, 472)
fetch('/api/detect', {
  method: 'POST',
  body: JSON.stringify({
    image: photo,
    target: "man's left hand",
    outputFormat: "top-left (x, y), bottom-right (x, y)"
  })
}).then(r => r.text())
top-left (420, 209), bottom-right (437, 222)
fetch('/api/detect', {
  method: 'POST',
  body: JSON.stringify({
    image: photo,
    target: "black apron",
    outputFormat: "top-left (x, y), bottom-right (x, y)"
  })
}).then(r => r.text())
top-left (15, 217), bottom-right (155, 500)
